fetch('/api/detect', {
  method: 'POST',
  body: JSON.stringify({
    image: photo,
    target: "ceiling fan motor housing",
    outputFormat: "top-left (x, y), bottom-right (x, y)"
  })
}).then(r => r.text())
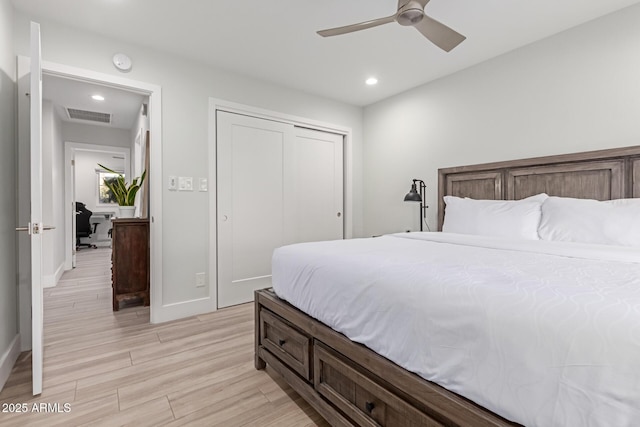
top-left (397, 2), bottom-right (425, 26)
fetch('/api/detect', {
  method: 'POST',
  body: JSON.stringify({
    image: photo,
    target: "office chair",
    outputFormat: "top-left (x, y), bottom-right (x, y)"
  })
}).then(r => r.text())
top-left (76, 202), bottom-right (97, 250)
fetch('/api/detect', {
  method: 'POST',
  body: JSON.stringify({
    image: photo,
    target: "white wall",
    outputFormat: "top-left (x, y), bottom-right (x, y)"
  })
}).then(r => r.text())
top-left (12, 11), bottom-right (364, 313)
top-left (62, 121), bottom-right (131, 148)
top-left (0, 0), bottom-right (18, 390)
top-left (363, 4), bottom-right (640, 236)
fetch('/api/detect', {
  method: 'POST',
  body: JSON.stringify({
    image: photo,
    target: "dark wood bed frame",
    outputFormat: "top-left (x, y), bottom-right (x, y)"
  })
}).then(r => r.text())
top-left (255, 145), bottom-right (640, 426)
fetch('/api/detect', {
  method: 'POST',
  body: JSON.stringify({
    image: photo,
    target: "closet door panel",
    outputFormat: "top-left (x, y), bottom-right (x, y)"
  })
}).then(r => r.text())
top-left (293, 128), bottom-right (344, 243)
top-left (217, 111), bottom-right (294, 308)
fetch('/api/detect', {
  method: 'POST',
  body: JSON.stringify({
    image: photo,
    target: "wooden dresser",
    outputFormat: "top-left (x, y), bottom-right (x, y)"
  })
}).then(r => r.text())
top-left (111, 218), bottom-right (150, 311)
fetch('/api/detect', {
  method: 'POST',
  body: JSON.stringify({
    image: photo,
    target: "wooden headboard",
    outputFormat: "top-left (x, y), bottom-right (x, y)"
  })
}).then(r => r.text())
top-left (437, 145), bottom-right (640, 230)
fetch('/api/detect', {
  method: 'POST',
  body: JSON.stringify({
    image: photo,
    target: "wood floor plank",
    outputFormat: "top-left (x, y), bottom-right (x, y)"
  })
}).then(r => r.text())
top-left (117, 341), bottom-right (254, 410)
top-left (0, 379), bottom-right (76, 405)
top-left (44, 333), bottom-right (160, 371)
top-left (43, 351), bottom-right (133, 388)
top-left (129, 319), bottom-right (253, 365)
top-left (0, 247), bottom-right (327, 426)
top-left (167, 360), bottom-right (270, 419)
top-left (75, 333), bottom-right (253, 403)
top-left (79, 396), bottom-right (175, 427)
top-left (163, 388), bottom-right (272, 427)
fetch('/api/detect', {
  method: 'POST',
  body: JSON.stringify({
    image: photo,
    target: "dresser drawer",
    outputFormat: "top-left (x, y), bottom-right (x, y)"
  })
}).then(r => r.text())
top-left (314, 342), bottom-right (443, 427)
top-left (260, 309), bottom-right (312, 381)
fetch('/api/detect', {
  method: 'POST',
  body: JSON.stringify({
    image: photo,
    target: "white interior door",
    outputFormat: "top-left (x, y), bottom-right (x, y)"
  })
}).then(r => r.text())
top-left (217, 111), bottom-right (294, 308)
top-left (28, 21), bottom-right (45, 396)
top-left (293, 127), bottom-right (344, 243)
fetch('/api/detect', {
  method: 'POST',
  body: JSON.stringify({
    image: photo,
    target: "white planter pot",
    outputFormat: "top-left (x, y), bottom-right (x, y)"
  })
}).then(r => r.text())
top-left (118, 206), bottom-right (136, 218)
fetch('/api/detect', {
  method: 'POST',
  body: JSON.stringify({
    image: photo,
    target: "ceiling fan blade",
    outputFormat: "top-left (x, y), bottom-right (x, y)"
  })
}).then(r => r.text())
top-left (414, 15), bottom-right (466, 52)
top-left (317, 15), bottom-right (396, 37)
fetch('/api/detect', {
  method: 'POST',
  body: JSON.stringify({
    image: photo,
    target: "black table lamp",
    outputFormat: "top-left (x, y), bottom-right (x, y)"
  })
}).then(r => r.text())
top-left (404, 179), bottom-right (428, 231)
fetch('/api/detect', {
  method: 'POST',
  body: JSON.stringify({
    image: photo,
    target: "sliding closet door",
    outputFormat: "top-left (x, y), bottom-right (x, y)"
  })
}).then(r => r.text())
top-left (217, 111), bottom-right (295, 308)
top-left (217, 112), bottom-right (345, 308)
top-left (293, 127), bottom-right (343, 243)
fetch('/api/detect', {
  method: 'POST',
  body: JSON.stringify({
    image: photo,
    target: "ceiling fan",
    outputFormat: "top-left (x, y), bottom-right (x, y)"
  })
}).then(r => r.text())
top-left (317, 0), bottom-right (466, 52)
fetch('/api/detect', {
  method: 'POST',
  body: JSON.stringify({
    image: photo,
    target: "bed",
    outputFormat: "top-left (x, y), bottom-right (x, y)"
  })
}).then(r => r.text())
top-left (254, 145), bottom-right (640, 427)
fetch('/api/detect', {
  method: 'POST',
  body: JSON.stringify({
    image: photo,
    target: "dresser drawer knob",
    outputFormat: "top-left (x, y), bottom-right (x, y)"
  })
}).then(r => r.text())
top-left (278, 339), bottom-right (286, 346)
top-left (365, 401), bottom-right (375, 413)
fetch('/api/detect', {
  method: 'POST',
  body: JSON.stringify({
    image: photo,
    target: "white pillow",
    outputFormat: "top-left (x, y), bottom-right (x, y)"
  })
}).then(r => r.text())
top-left (538, 196), bottom-right (640, 247)
top-left (442, 194), bottom-right (547, 240)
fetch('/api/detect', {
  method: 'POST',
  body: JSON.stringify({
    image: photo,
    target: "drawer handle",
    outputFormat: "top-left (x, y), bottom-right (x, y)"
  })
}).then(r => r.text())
top-left (365, 401), bottom-right (375, 413)
top-left (278, 339), bottom-right (286, 346)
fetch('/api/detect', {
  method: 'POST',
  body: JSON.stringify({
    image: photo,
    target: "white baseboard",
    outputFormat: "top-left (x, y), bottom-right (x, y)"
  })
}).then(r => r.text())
top-left (0, 334), bottom-right (21, 392)
top-left (43, 262), bottom-right (65, 288)
top-left (151, 297), bottom-right (217, 324)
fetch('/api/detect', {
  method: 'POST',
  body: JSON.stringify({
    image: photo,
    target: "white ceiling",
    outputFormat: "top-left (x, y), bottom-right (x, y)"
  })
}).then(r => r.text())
top-left (43, 74), bottom-right (145, 130)
top-left (15, 0), bottom-right (640, 106)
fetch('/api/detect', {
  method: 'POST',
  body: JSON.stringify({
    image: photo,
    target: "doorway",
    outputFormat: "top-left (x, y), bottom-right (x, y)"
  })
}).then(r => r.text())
top-left (40, 70), bottom-right (147, 272)
top-left (16, 58), bottom-right (164, 365)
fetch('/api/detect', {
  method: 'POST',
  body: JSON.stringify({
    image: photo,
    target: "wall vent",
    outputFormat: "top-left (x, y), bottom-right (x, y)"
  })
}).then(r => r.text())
top-left (66, 108), bottom-right (112, 124)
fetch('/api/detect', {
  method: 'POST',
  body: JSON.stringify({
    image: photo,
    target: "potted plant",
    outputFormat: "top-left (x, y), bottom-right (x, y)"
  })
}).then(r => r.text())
top-left (97, 163), bottom-right (146, 218)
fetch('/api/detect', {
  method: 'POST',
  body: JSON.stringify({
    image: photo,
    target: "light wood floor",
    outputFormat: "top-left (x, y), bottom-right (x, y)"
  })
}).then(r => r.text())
top-left (0, 248), bottom-right (329, 426)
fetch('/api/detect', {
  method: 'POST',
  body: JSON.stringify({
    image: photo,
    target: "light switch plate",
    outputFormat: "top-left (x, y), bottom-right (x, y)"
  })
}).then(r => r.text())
top-left (178, 176), bottom-right (193, 191)
top-left (168, 176), bottom-right (177, 191)
top-left (199, 178), bottom-right (208, 192)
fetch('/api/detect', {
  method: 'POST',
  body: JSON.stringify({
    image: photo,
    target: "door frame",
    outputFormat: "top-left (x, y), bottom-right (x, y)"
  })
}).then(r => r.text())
top-left (208, 98), bottom-right (353, 311)
top-left (17, 58), bottom-right (164, 346)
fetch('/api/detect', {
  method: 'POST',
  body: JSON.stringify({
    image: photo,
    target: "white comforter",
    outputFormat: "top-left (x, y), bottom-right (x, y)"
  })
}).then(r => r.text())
top-left (271, 232), bottom-right (640, 427)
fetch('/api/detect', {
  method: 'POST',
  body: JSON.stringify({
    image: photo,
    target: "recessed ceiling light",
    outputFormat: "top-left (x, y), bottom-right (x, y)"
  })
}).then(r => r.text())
top-left (91, 95), bottom-right (105, 101)
top-left (365, 77), bottom-right (378, 86)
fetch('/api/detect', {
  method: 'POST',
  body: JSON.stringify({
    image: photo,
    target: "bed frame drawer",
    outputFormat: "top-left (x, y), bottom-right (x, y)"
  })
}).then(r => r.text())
top-left (260, 308), bottom-right (312, 381)
top-left (314, 342), bottom-right (443, 427)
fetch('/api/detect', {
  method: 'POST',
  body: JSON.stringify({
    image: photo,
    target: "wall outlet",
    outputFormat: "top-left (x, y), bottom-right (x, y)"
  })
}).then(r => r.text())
top-left (199, 178), bottom-right (208, 192)
top-left (195, 272), bottom-right (205, 288)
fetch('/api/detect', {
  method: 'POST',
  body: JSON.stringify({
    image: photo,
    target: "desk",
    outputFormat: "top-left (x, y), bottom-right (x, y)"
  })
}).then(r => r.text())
top-left (90, 212), bottom-right (116, 245)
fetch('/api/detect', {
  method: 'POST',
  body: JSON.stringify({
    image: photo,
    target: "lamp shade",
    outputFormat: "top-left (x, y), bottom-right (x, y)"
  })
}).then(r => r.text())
top-left (404, 183), bottom-right (422, 202)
